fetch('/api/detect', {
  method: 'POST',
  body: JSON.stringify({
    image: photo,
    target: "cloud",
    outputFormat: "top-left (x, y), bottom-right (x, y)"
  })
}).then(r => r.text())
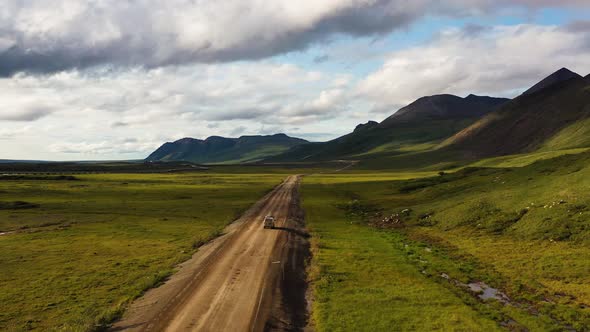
top-left (204, 108), bottom-right (272, 122)
top-left (0, 106), bottom-right (52, 121)
top-left (286, 89), bottom-right (345, 116)
top-left (0, 62), bottom-right (350, 126)
top-left (0, 97), bottom-right (56, 121)
top-left (313, 55), bottom-right (331, 64)
top-left (50, 138), bottom-right (157, 155)
top-left (229, 126), bottom-right (247, 136)
top-left (1, 0), bottom-right (588, 75)
top-left (357, 23), bottom-right (590, 112)
top-left (111, 121), bottom-right (129, 128)
top-left (0, 126), bottom-right (31, 139)
top-left (565, 20), bottom-right (590, 32)
top-left (0, 61), bottom-right (362, 159)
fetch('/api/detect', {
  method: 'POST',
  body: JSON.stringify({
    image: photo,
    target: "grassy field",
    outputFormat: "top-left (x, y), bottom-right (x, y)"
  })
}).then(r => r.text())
top-left (302, 151), bottom-right (590, 330)
top-left (0, 172), bottom-right (283, 331)
top-left (468, 147), bottom-right (590, 168)
top-left (302, 175), bottom-right (502, 331)
top-left (4, 149), bottom-right (590, 331)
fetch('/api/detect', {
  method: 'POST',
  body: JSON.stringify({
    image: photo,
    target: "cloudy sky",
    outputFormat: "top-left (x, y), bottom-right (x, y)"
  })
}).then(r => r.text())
top-left (1, 1), bottom-right (590, 160)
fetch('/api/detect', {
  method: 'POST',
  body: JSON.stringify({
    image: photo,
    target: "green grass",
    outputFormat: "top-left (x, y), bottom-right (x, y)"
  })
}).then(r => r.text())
top-left (0, 172), bottom-right (283, 331)
top-left (302, 151), bottom-right (590, 330)
top-left (386, 152), bottom-right (590, 244)
top-left (303, 176), bottom-right (502, 331)
top-left (356, 149), bottom-right (465, 171)
top-left (468, 148), bottom-right (590, 168)
top-left (208, 145), bottom-right (295, 164)
top-left (5, 147), bottom-right (590, 331)
top-left (540, 117), bottom-right (590, 151)
top-left (273, 119), bottom-right (478, 163)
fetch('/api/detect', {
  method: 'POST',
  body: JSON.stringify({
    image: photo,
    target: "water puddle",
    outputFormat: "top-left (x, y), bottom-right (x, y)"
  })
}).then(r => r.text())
top-left (465, 281), bottom-right (511, 304)
top-left (440, 273), bottom-right (511, 304)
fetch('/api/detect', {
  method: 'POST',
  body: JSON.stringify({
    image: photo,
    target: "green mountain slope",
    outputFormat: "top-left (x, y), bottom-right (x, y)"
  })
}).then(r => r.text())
top-left (444, 68), bottom-right (590, 157)
top-left (272, 94), bottom-right (508, 162)
top-left (540, 116), bottom-right (590, 151)
top-left (146, 133), bottom-right (308, 164)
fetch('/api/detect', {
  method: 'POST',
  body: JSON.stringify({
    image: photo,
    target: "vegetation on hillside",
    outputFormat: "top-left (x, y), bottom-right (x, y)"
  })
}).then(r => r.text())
top-left (271, 94), bottom-right (507, 163)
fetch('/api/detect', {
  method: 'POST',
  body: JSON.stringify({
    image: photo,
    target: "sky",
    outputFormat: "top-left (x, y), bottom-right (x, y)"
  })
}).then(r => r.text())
top-left (1, 1), bottom-right (590, 161)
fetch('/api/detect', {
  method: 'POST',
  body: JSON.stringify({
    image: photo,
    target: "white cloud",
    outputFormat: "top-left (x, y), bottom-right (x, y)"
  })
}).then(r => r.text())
top-left (3, 22), bottom-right (590, 160)
top-left (0, 126), bottom-right (32, 140)
top-left (50, 138), bottom-right (158, 155)
top-left (0, 62), bottom-right (360, 159)
top-left (357, 23), bottom-right (590, 112)
top-left (1, 2), bottom-right (589, 161)
top-left (0, 90), bottom-right (59, 121)
top-left (1, 0), bottom-right (588, 75)
top-left (0, 104), bottom-right (54, 121)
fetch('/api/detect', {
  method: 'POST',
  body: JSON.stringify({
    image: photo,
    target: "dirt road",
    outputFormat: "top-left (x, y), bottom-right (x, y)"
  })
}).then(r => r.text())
top-left (112, 175), bottom-right (309, 332)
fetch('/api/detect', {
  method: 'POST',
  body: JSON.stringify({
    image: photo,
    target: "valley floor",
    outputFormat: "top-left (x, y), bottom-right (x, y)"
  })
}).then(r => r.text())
top-left (2, 151), bottom-right (590, 331)
top-left (0, 172), bottom-right (284, 330)
top-left (302, 152), bottom-right (590, 331)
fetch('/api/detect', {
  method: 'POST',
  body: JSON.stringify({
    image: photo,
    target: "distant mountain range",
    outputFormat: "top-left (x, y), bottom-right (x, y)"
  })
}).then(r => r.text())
top-left (146, 134), bottom-right (307, 164)
top-left (146, 67), bottom-right (590, 165)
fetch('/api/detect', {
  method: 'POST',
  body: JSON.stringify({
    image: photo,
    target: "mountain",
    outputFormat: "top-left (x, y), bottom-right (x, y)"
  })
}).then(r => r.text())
top-left (444, 68), bottom-right (590, 157)
top-left (146, 134), bottom-right (308, 164)
top-left (271, 94), bottom-right (508, 162)
top-left (522, 67), bottom-right (582, 96)
top-left (382, 94), bottom-right (509, 124)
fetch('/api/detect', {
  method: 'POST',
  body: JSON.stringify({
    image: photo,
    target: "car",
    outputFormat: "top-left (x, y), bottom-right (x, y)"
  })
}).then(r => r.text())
top-left (263, 215), bottom-right (275, 229)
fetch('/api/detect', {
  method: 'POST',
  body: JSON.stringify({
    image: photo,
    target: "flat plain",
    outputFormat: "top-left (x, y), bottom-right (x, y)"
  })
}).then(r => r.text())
top-left (2, 150), bottom-right (590, 331)
top-left (0, 172), bottom-right (283, 330)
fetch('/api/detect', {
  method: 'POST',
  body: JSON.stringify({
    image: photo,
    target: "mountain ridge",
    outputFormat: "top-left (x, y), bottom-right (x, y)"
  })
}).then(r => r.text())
top-left (443, 68), bottom-right (590, 156)
top-left (146, 133), bottom-right (308, 164)
top-left (522, 67), bottom-right (582, 96)
top-left (382, 94), bottom-right (510, 125)
top-left (145, 68), bottom-right (590, 165)
top-left (269, 93), bottom-right (509, 162)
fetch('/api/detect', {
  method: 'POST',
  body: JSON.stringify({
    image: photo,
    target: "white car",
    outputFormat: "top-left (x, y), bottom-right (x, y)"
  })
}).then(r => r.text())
top-left (263, 215), bottom-right (275, 229)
